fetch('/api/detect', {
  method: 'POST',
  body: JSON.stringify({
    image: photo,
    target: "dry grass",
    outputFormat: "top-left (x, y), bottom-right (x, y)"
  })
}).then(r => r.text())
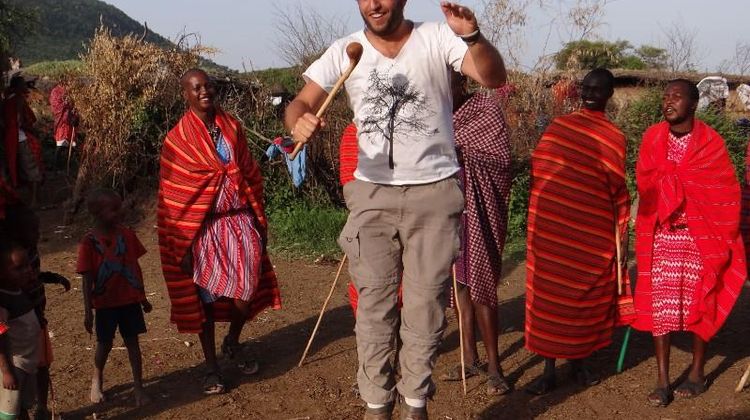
top-left (64, 26), bottom-right (206, 214)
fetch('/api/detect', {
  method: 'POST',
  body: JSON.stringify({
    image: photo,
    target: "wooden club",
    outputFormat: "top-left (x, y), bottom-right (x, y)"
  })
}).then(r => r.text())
top-left (288, 42), bottom-right (364, 161)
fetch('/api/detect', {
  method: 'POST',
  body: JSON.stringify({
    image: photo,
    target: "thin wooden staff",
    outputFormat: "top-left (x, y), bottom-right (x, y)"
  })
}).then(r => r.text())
top-left (736, 362), bottom-right (750, 392)
top-left (615, 217), bottom-right (623, 295)
top-left (66, 125), bottom-right (76, 177)
top-left (452, 264), bottom-right (467, 395)
top-left (298, 254), bottom-right (348, 367)
top-left (288, 42), bottom-right (363, 161)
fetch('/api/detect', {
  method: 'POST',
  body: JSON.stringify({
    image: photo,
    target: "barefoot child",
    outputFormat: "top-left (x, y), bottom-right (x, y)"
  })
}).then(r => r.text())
top-left (77, 189), bottom-right (152, 406)
top-left (2, 204), bottom-right (71, 420)
top-left (0, 239), bottom-right (41, 420)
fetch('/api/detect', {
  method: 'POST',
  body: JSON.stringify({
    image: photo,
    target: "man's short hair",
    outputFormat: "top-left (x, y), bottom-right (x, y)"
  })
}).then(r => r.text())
top-left (86, 188), bottom-right (121, 215)
top-left (586, 68), bottom-right (615, 89)
top-left (668, 78), bottom-right (700, 102)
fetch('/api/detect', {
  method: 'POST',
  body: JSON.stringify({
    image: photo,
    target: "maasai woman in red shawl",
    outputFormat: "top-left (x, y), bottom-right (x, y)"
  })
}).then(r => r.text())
top-left (525, 69), bottom-right (632, 395)
top-left (2, 75), bottom-right (44, 206)
top-left (634, 79), bottom-right (746, 406)
top-left (441, 71), bottom-right (512, 395)
top-left (157, 69), bottom-right (281, 395)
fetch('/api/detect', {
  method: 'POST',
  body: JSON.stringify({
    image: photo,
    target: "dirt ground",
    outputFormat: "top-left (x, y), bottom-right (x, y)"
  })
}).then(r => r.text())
top-left (26, 190), bottom-right (750, 420)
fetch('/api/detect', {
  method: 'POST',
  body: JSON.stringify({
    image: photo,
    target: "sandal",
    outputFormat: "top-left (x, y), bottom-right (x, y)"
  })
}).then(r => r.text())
top-left (439, 361), bottom-right (481, 382)
top-left (486, 373), bottom-right (512, 396)
top-left (647, 387), bottom-right (672, 407)
top-left (203, 371), bottom-right (226, 395)
top-left (570, 365), bottom-right (600, 387)
top-left (221, 337), bottom-right (260, 375)
top-left (674, 379), bottom-right (707, 399)
top-left (525, 375), bottom-right (556, 396)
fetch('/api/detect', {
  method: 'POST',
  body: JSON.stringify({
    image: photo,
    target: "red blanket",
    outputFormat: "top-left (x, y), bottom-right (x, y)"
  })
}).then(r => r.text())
top-left (634, 120), bottom-right (746, 341)
top-left (2, 95), bottom-right (43, 187)
top-left (157, 109), bottom-right (281, 333)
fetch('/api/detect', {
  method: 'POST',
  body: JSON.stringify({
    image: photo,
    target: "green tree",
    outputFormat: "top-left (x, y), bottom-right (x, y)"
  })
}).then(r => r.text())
top-left (555, 39), bottom-right (639, 70)
top-left (0, 1), bottom-right (38, 62)
top-left (635, 45), bottom-right (668, 69)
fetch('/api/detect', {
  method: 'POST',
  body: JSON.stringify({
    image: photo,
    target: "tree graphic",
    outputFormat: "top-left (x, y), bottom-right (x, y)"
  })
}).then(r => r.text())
top-left (359, 69), bottom-right (438, 169)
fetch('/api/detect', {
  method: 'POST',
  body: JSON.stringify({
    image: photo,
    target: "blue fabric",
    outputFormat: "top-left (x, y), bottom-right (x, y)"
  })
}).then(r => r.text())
top-left (90, 234), bottom-right (143, 295)
top-left (264, 140), bottom-right (307, 188)
top-left (215, 132), bottom-right (231, 165)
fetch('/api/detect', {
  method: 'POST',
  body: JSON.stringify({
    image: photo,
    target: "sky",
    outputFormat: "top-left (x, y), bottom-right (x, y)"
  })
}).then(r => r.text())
top-left (104, 0), bottom-right (747, 73)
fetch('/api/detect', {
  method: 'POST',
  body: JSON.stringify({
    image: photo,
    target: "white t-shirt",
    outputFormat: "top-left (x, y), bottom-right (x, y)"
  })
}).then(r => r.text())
top-left (304, 22), bottom-right (468, 185)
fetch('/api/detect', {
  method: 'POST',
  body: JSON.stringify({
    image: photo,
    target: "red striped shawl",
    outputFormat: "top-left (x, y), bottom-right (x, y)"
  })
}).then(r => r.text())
top-left (157, 109), bottom-right (281, 333)
top-left (634, 120), bottom-right (746, 341)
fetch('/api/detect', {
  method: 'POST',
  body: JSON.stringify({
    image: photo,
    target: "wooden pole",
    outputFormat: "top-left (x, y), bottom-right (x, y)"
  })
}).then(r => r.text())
top-left (736, 362), bottom-right (750, 392)
top-left (298, 255), bottom-right (348, 367)
top-left (66, 126), bottom-right (76, 177)
top-left (452, 264), bottom-right (467, 395)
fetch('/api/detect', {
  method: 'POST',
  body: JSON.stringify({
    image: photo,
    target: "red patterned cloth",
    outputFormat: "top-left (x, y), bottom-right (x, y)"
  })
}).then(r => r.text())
top-left (339, 123), bottom-right (358, 186)
top-left (192, 174), bottom-right (262, 302)
top-left (634, 120), bottom-right (746, 341)
top-left (157, 108), bottom-right (281, 333)
top-left (741, 139), bottom-right (750, 264)
top-left (649, 132), bottom-right (704, 336)
top-left (2, 94), bottom-right (44, 186)
top-left (453, 92), bottom-right (512, 308)
top-left (525, 109), bottom-right (632, 359)
top-left (49, 84), bottom-right (76, 146)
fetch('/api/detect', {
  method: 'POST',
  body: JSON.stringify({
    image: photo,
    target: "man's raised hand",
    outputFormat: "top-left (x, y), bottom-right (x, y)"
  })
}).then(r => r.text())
top-left (440, 2), bottom-right (478, 36)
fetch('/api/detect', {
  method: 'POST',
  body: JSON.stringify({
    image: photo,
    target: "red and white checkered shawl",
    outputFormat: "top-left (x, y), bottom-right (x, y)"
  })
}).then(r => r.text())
top-left (634, 120), bottom-right (746, 341)
top-left (453, 91), bottom-right (512, 308)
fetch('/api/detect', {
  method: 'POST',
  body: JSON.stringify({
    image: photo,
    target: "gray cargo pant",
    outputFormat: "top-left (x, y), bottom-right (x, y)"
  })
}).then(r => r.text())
top-left (339, 177), bottom-right (464, 404)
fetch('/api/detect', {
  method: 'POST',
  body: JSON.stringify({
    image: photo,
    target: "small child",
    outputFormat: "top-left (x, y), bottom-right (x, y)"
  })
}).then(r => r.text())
top-left (77, 189), bottom-right (152, 407)
top-left (3, 204), bottom-right (70, 420)
top-left (0, 239), bottom-right (41, 420)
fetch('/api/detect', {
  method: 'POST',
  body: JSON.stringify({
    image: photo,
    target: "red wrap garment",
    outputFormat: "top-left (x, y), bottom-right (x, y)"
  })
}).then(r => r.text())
top-left (2, 94), bottom-right (44, 187)
top-left (157, 108), bottom-right (281, 333)
top-left (634, 120), bottom-right (746, 341)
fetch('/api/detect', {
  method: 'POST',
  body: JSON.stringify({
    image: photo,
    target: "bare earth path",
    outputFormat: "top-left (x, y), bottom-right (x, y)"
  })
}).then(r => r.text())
top-left (35, 205), bottom-right (750, 419)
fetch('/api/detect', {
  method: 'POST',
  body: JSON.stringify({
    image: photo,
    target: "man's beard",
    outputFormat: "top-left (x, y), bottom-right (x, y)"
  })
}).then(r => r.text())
top-left (361, 6), bottom-right (405, 37)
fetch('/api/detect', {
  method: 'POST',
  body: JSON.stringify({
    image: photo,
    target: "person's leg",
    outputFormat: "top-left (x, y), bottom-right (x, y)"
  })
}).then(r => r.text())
top-left (225, 298), bottom-right (252, 347)
top-left (456, 284), bottom-right (479, 366)
top-left (35, 366), bottom-right (50, 416)
top-left (398, 177), bottom-right (464, 411)
top-left (198, 302), bottom-right (219, 373)
top-left (569, 357), bottom-right (600, 386)
top-left (91, 308), bottom-right (116, 403)
top-left (123, 336), bottom-right (150, 406)
top-left (91, 340), bottom-right (113, 403)
top-left (526, 357), bottom-right (556, 395)
top-left (674, 333), bottom-right (708, 398)
top-left (340, 180), bottom-right (403, 412)
top-left (688, 334), bottom-right (707, 383)
top-left (647, 333), bottom-right (672, 405)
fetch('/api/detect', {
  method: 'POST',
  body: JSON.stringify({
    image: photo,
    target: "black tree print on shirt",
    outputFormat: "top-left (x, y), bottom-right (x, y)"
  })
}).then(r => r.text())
top-left (359, 70), bottom-right (438, 169)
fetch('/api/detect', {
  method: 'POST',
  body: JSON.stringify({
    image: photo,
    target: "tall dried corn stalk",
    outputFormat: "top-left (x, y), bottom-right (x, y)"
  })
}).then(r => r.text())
top-left (65, 26), bottom-right (205, 217)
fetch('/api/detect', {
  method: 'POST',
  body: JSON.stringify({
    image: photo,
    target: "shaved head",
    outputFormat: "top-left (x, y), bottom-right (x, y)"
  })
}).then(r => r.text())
top-left (180, 68), bottom-right (208, 89)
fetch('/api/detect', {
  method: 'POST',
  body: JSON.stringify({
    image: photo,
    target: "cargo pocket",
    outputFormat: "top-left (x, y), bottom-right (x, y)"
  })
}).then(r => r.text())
top-left (338, 220), bottom-right (360, 261)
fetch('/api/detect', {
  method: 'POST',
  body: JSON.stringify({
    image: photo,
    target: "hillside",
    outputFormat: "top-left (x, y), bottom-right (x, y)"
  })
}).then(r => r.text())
top-left (11, 0), bottom-right (171, 65)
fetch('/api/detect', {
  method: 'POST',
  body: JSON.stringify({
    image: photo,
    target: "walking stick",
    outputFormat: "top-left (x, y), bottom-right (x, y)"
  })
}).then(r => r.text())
top-left (288, 42), bottom-right (363, 161)
top-left (298, 254), bottom-right (348, 367)
top-left (613, 211), bottom-right (632, 374)
top-left (66, 126), bottom-right (76, 177)
top-left (735, 361), bottom-right (750, 392)
top-left (452, 264), bottom-right (467, 395)
top-left (49, 376), bottom-right (58, 419)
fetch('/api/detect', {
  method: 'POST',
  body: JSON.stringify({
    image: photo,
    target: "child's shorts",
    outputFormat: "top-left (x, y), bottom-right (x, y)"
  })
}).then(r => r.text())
top-left (37, 325), bottom-right (54, 368)
top-left (0, 366), bottom-right (37, 418)
top-left (95, 303), bottom-right (146, 343)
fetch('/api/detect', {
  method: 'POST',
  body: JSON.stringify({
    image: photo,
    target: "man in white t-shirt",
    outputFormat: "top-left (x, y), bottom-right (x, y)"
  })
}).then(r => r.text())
top-left (285, 2), bottom-right (506, 418)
